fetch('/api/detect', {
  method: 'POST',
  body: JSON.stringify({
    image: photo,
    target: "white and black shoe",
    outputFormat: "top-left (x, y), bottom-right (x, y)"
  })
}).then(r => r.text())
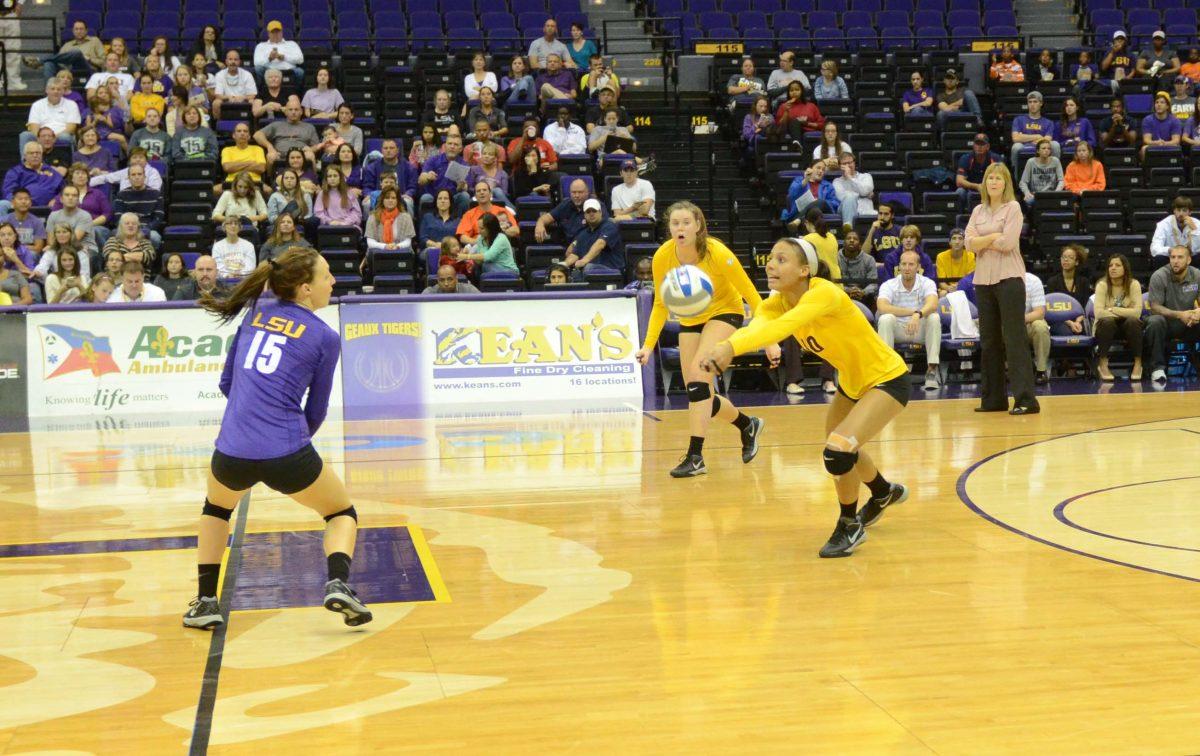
top-left (740, 416), bottom-right (764, 463)
top-left (818, 516), bottom-right (866, 558)
top-left (183, 596), bottom-right (223, 630)
top-left (324, 579), bottom-right (373, 626)
top-left (669, 453), bottom-right (707, 478)
top-left (857, 483), bottom-right (909, 528)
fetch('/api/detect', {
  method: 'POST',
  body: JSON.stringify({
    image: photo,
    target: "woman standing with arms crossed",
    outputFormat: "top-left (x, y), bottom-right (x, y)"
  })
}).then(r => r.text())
top-left (699, 238), bottom-right (910, 558)
top-left (183, 247), bottom-right (372, 630)
top-left (634, 201), bottom-right (780, 477)
top-left (965, 164), bottom-right (1040, 415)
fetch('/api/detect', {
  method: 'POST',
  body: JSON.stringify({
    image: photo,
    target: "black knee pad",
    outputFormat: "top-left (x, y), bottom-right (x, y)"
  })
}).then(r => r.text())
top-left (202, 498), bottom-right (234, 521)
top-left (710, 394), bottom-right (722, 417)
top-left (685, 381), bottom-right (712, 403)
top-left (822, 447), bottom-right (859, 476)
top-left (323, 506), bottom-right (358, 523)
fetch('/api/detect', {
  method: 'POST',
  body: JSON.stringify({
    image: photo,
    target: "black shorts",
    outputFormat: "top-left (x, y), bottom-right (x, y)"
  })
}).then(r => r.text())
top-left (679, 312), bottom-right (744, 334)
top-left (837, 373), bottom-right (912, 407)
top-left (211, 443), bottom-right (324, 495)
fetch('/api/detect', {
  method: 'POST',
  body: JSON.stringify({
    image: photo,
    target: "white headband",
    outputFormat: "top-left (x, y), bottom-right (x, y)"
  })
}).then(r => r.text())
top-left (792, 237), bottom-right (819, 274)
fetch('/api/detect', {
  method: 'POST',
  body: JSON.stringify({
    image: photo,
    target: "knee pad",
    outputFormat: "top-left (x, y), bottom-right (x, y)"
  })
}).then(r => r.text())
top-left (202, 499), bottom-right (234, 521)
top-left (823, 447), bottom-right (860, 476)
top-left (822, 432), bottom-right (860, 476)
top-left (685, 381), bottom-right (713, 403)
top-left (323, 506), bottom-right (358, 523)
top-left (710, 394), bottom-right (723, 417)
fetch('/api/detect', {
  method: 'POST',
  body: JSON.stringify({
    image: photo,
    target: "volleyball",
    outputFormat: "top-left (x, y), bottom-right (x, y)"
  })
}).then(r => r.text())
top-left (660, 265), bottom-right (714, 318)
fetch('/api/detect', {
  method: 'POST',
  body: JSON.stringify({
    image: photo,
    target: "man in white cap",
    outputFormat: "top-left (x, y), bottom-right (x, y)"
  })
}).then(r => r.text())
top-left (1138, 30), bottom-right (1181, 91)
top-left (564, 198), bottom-right (625, 275)
top-left (254, 19), bottom-right (304, 89)
top-left (1101, 30), bottom-right (1135, 86)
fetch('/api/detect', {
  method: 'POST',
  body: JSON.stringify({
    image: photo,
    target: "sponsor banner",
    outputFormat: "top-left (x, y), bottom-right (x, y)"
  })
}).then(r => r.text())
top-left (340, 296), bottom-right (642, 419)
top-left (0, 311), bottom-right (29, 432)
top-left (25, 305), bottom-right (341, 419)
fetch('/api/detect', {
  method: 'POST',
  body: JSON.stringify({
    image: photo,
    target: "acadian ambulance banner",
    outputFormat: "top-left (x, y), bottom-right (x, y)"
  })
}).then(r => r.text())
top-left (340, 294), bottom-right (642, 418)
top-left (24, 305), bottom-right (341, 418)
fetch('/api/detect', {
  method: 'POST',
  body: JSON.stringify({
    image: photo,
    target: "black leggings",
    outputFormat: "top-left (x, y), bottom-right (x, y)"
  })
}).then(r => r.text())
top-left (1094, 316), bottom-right (1143, 360)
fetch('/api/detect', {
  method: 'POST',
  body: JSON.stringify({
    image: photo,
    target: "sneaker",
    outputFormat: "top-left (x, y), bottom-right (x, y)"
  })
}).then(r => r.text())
top-left (818, 516), bottom-right (866, 558)
top-left (822, 380), bottom-right (837, 394)
top-left (6, 79), bottom-right (27, 91)
top-left (182, 596), bottom-right (223, 630)
top-left (324, 579), bottom-right (373, 626)
top-left (669, 453), bottom-right (706, 478)
top-left (1035, 370), bottom-right (1049, 385)
top-left (785, 382), bottom-right (804, 395)
top-left (1151, 368), bottom-right (1167, 383)
top-left (923, 372), bottom-right (939, 390)
top-left (21, 56), bottom-right (40, 69)
top-left (740, 416), bottom-right (764, 463)
top-left (637, 155), bottom-right (657, 175)
top-left (857, 483), bottom-right (909, 528)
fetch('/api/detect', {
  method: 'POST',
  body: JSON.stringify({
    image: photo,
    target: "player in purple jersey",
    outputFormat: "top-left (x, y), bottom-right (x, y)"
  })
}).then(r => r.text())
top-left (183, 246), bottom-right (372, 630)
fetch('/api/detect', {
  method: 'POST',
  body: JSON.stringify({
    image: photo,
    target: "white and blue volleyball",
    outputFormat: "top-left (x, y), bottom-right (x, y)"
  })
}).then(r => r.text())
top-left (660, 265), bottom-right (714, 318)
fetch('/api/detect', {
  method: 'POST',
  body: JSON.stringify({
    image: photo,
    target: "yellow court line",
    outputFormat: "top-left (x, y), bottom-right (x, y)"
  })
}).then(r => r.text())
top-left (407, 525), bottom-right (451, 603)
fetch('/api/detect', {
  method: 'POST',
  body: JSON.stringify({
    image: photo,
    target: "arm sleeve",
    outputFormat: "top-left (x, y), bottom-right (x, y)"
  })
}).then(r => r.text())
top-left (253, 43), bottom-right (269, 68)
top-left (640, 251), bottom-right (669, 351)
top-left (989, 203), bottom-right (1022, 253)
top-left (304, 332), bottom-right (339, 435)
top-left (219, 327), bottom-right (240, 397)
top-left (721, 245), bottom-right (764, 313)
top-left (1150, 220), bottom-right (1171, 257)
top-left (1018, 160), bottom-right (1034, 195)
top-left (284, 42), bottom-right (304, 66)
top-left (1149, 271), bottom-right (1166, 306)
top-left (726, 289), bottom-right (837, 355)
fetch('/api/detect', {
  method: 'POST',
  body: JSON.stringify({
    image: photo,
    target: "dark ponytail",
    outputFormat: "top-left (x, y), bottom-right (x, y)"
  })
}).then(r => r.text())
top-left (200, 246), bottom-right (321, 324)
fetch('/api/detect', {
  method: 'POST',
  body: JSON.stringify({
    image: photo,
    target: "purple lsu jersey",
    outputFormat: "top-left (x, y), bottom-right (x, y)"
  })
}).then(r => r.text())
top-left (215, 299), bottom-right (340, 460)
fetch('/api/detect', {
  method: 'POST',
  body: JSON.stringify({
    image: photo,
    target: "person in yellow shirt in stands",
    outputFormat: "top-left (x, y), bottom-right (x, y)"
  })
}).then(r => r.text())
top-left (129, 72), bottom-right (166, 127)
top-left (219, 121), bottom-right (268, 192)
top-left (936, 228), bottom-right (976, 296)
top-left (700, 237), bottom-right (912, 558)
top-left (635, 201), bottom-right (781, 478)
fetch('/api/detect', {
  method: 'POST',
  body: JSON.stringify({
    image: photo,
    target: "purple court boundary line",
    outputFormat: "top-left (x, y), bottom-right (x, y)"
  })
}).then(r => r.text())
top-left (1053, 474), bottom-right (1200, 555)
top-left (190, 491), bottom-right (250, 756)
top-left (956, 417), bottom-right (1200, 584)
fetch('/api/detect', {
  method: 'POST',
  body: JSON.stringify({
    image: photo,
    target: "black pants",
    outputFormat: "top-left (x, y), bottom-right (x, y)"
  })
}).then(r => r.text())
top-left (976, 277), bottom-right (1038, 410)
top-left (782, 337), bottom-right (834, 383)
top-left (1144, 314), bottom-right (1200, 369)
top-left (1094, 316), bottom-right (1144, 360)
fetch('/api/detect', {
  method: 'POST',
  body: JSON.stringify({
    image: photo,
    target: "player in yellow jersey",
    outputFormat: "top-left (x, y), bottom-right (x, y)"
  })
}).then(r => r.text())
top-left (700, 238), bottom-right (912, 558)
top-left (635, 201), bottom-right (781, 477)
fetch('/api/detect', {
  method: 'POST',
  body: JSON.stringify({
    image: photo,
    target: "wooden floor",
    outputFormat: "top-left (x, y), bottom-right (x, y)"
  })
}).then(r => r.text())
top-left (3, 391), bottom-right (1200, 753)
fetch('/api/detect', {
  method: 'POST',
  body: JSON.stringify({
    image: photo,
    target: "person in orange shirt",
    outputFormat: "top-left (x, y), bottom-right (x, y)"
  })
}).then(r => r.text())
top-left (1063, 141), bottom-right (1106, 193)
top-left (989, 46), bottom-right (1025, 83)
top-left (455, 180), bottom-right (517, 245)
top-left (1182, 47), bottom-right (1200, 82)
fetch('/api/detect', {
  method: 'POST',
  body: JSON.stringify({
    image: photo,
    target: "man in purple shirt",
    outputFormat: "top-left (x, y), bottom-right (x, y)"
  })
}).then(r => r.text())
top-left (1, 188), bottom-right (47, 253)
top-left (1009, 90), bottom-right (1060, 166)
top-left (417, 133), bottom-right (471, 215)
top-left (536, 53), bottom-right (577, 104)
top-left (0, 142), bottom-right (65, 215)
top-left (1141, 92), bottom-right (1184, 158)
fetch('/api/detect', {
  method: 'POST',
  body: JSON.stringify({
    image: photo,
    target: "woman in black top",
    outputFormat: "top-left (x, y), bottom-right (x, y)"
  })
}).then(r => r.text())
top-left (512, 148), bottom-right (559, 203)
top-left (1045, 242), bottom-right (1093, 305)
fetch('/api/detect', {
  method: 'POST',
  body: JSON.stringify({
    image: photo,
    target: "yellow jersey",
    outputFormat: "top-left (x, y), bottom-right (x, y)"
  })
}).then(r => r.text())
top-left (726, 278), bottom-right (907, 399)
top-left (642, 237), bottom-right (764, 350)
top-left (935, 249), bottom-right (976, 281)
top-left (803, 231), bottom-right (842, 283)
